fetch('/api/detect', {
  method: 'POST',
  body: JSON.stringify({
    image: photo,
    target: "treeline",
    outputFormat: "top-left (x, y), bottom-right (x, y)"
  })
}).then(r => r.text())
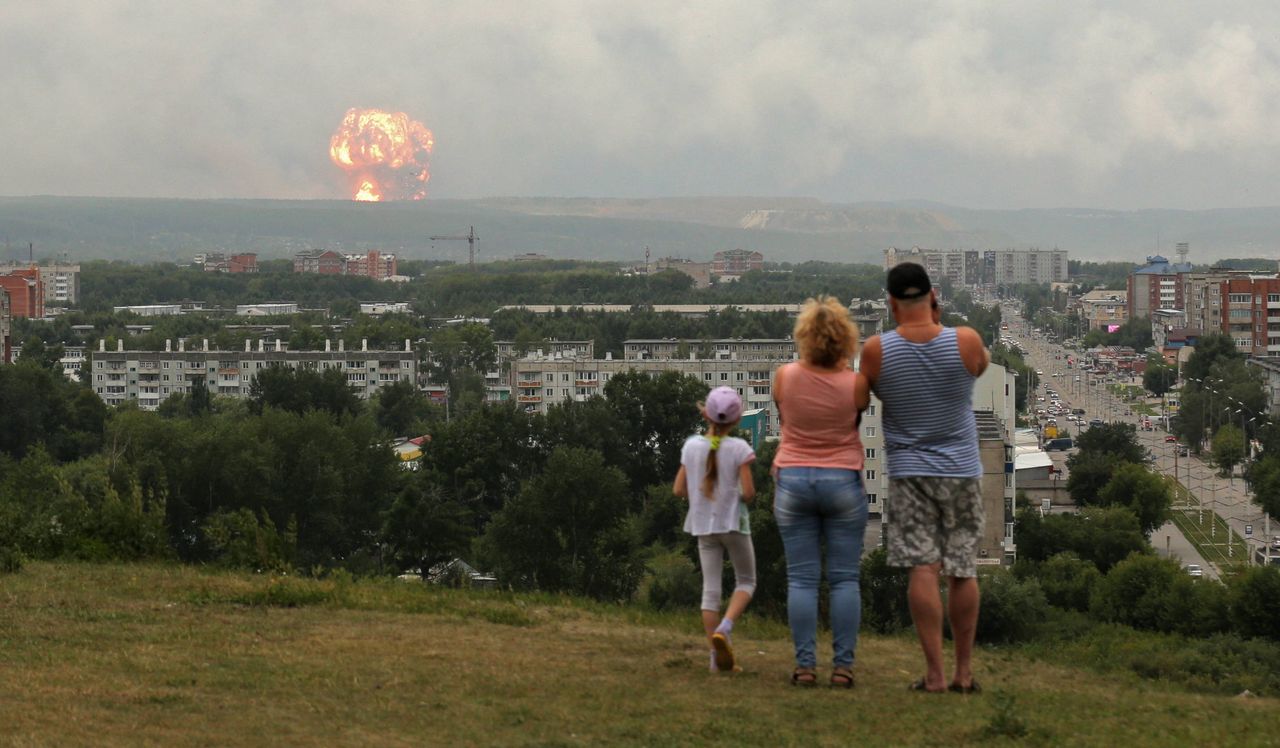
top-left (74, 259), bottom-right (887, 321)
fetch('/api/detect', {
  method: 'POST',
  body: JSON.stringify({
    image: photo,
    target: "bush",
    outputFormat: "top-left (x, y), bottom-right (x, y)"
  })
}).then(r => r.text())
top-left (1088, 552), bottom-right (1232, 636)
top-left (1230, 566), bottom-right (1280, 641)
top-left (640, 547), bottom-right (701, 611)
top-left (860, 547), bottom-right (912, 634)
top-left (0, 545), bottom-right (23, 574)
top-left (202, 508), bottom-right (297, 572)
top-left (975, 569), bottom-right (1049, 644)
top-left (1037, 552), bottom-right (1100, 612)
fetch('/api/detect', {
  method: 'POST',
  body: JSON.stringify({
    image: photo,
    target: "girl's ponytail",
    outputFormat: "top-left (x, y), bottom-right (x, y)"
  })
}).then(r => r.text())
top-left (700, 422), bottom-right (732, 499)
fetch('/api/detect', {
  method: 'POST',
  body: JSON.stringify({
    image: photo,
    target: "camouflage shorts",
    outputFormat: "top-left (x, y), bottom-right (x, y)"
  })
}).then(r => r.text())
top-left (886, 477), bottom-right (984, 578)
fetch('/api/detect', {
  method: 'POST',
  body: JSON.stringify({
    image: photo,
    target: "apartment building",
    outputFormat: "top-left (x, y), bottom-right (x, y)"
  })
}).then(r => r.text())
top-left (90, 338), bottom-right (416, 410)
top-left (114, 304), bottom-right (183, 317)
top-left (1246, 357), bottom-right (1280, 417)
top-left (0, 263), bottom-right (80, 306)
top-left (512, 352), bottom-right (782, 437)
top-left (293, 249), bottom-right (346, 274)
top-left (1, 289), bottom-right (10, 363)
top-left (197, 253), bottom-right (258, 273)
top-left (293, 249), bottom-right (397, 280)
top-left (1218, 276), bottom-right (1280, 355)
top-left (1128, 255), bottom-right (1193, 319)
top-left (884, 248), bottom-right (1067, 287)
top-left (344, 250), bottom-right (398, 280)
top-left (711, 249), bottom-right (764, 276)
top-left (1078, 290), bottom-right (1129, 330)
top-left (0, 269), bottom-right (43, 318)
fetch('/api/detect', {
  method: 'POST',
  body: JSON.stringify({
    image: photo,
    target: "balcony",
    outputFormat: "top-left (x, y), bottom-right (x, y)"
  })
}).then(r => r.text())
top-left (218, 367), bottom-right (239, 375)
top-left (517, 395), bottom-right (542, 404)
top-left (575, 379), bottom-right (599, 387)
top-left (516, 380), bottom-right (543, 388)
top-left (748, 379), bottom-right (771, 386)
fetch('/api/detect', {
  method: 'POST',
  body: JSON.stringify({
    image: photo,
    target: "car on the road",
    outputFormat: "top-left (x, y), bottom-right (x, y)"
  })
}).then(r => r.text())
top-left (1185, 564), bottom-right (1203, 578)
top-left (1177, 446), bottom-right (1189, 457)
top-left (1089, 418), bottom-right (1104, 428)
top-left (1164, 435), bottom-right (1178, 443)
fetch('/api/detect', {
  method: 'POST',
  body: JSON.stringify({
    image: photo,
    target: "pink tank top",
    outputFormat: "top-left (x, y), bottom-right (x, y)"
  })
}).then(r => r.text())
top-left (773, 362), bottom-right (865, 471)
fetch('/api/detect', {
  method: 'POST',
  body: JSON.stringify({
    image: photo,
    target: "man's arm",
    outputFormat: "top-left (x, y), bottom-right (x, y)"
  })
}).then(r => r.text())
top-left (956, 327), bottom-right (989, 378)
top-left (859, 334), bottom-right (883, 395)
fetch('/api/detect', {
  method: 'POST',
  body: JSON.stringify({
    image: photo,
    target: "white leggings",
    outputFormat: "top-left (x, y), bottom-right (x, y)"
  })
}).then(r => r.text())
top-left (697, 533), bottom-right (757, 611)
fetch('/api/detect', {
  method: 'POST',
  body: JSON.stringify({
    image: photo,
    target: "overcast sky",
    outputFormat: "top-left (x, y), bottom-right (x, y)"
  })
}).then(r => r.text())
top-left (7, 2), bottom-right (1280, 209)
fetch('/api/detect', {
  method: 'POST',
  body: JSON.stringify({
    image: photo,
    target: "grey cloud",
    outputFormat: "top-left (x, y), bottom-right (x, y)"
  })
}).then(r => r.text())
top-left (5, 1), bottom-right (1280, 208)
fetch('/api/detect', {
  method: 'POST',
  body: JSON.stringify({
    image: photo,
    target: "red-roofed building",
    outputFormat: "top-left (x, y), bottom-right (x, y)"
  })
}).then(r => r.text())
top-left (0, 268), bottom-right (43, 318)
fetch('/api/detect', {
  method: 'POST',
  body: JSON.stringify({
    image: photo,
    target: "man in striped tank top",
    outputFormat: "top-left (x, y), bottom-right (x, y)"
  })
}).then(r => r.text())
top-left (857, 262), bottom-right (989, 695)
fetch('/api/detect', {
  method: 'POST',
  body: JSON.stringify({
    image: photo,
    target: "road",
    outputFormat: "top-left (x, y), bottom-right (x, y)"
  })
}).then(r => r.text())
top-left (1003, 308), bottom-right (1277, 572)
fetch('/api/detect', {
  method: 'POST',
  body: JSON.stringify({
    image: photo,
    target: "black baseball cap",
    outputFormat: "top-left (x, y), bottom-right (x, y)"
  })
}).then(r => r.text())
top-left (887, 262), bottom-right (933, 300)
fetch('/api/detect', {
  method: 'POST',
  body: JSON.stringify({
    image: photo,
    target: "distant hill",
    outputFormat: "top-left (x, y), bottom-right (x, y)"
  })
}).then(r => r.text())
top-left (1, 195), bottom-right (1278, 266)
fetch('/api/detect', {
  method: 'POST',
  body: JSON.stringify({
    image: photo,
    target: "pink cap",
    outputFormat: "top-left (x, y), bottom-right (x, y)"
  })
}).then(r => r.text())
top-left (704, 386), bottom-right (743, 424)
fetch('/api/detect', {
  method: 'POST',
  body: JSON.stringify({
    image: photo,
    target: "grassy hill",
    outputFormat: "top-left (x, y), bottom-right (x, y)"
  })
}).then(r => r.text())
top-left (1, 563), bottom-right (1275, 746)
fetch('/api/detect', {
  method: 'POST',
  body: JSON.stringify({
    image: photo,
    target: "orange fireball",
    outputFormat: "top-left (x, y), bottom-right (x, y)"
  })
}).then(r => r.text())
top-left (330, 108), bottom-right (434, 201)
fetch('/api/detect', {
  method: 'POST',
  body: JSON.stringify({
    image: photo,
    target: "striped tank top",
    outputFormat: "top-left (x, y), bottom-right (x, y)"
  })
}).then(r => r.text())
top-left (877, 327), bottom-right (982, 478)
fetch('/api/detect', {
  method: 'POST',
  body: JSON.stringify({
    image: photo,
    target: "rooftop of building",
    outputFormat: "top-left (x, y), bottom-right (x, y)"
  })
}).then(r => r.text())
top-left (1133, 255), bottom-right (1194, 275)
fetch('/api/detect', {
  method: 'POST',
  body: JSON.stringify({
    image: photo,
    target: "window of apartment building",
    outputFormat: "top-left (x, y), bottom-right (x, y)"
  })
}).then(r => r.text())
top-left (865, 448), bottom-right (876, 459)
top-left (562, 373), bottom-right (570, 382)
top-left (864, 426), bottom-right (876, 437)
top-left (562, 388), bottom-right (570, 398)
top-left (1269, 294), bottom-right (1280, 303)
top-left (720, 372), bottom-right (729, 381)
top-left (545, 373), bottom-right (554, 382)
top-left (704, 373), bottom-right (713, 381)
top-left (866, 493), bottom-right (877, 504)
top-left (736, 372), bottom-right (744, 381)
top-left (162, 362), bottom-right (169, 369)
top-left (866, 404), bottom-right (875, 416)
top-left (545, 388), bottom-right (553, 397)
top-left (1229, 293), bottom-right (1251, 303)
top-left (865, 469), bottom-right (876, 480)
top-left (751, 386), bottom-right (769, 395)
top-left (96, 374), bottom-right (103, 382)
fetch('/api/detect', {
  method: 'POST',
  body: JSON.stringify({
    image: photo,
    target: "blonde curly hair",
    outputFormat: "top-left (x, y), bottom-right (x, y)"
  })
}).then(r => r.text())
top-left (793, 296), bottom-right (858, 368)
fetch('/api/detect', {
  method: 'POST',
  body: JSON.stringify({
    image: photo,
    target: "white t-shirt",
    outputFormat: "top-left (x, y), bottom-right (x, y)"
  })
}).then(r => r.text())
top-left (681, 434), bottom-right (756, 536)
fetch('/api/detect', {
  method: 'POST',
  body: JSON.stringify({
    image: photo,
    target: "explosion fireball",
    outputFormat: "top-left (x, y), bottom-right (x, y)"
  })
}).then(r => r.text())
top-left (329, 108), bottom-right (435, 202)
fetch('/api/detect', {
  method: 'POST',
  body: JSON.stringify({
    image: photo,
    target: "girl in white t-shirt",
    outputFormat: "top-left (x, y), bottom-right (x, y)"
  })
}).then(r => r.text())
top-left (673, 386), bottom-right (757, 673)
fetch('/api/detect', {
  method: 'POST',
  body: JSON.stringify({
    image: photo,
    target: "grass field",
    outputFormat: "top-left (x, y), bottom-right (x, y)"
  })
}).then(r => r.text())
top-left (2, 563), bottom-right (1278, 746)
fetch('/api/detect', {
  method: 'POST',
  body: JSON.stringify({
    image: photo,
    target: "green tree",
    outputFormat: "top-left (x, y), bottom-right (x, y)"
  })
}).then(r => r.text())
top-left (1230, 566), bottom-right (1280, 640)
top-left (380, 480), bottom-right (472, 576)
top-left (1097, 463), bottom-right (1172, 536)
top-left (1143, 356), bottom-right (1177, 397)
top-left (603, 370), bottom-right (707, 493)
top-left (19, 336), bottom-right (64, 372)
top-left (478, 447), bottom-right (643, 600)
top-left (1090, 553), bottom-right (1183, 631)
top-left (1015, 506), bottom-right (1148, 572)
top-left (248, 365), bottom-right (361, 418)
top-left (373, 379), bottom-right (437, 436)
top-left (1211, 423), bottom-right (1245, 478)
top-left (1248, 454), bottom-right (1280, 519)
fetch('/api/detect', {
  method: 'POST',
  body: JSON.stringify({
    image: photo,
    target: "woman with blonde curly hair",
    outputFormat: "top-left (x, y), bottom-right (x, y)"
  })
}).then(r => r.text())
top-left (771, 295), bottom-right (869, 688)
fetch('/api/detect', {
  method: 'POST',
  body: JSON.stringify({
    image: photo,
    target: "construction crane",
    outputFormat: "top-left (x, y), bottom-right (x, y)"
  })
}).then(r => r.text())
top-left (429, 226), bottom-right (479, 269)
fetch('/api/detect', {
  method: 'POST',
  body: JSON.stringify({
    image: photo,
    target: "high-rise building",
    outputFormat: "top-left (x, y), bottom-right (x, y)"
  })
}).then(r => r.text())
top-left (1127, 255), bottom-right (1193, 320)
top-left (1218, 276), bottom-right (1280, 356)
top-left (884, 248), bottom-right (1067, 287)
top-left (293, 249), bottom-right (396, 279)
top-left (0, 263), bottom-right (80, 306)
top-left (0, 289), bottom-right (10, 363)
top-left (0, 269), bottom-right (43, 318)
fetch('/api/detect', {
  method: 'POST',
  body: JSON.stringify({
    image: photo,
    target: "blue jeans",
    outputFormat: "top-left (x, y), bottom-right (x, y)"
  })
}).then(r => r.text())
top-left (774, 467), bottom-right (868, 669)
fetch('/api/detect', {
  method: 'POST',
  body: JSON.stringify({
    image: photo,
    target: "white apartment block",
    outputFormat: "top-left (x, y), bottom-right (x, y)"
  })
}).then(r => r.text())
top-left (90, 338), bottom-right (416, 410)
top-left (989, 249), bottom-right (1068, 286)
top-left (512, 354), bottom-right (784, 436)
top-left (884, 248), bottom-right (1068, 287)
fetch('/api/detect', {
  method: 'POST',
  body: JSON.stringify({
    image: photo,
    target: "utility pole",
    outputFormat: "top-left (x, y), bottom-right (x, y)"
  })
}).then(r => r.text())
top-left (429, 226), bottom-right (479, 269)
